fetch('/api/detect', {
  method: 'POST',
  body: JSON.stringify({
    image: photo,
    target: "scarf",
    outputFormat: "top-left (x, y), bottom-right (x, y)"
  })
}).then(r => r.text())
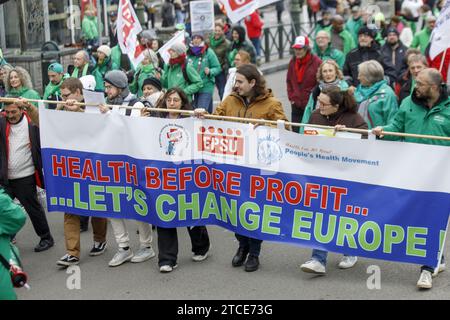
top-left (354, 79), bottom-right (387, 103)
top-left (169, 53), bottom-right (187, 66)
top-left (209, 35), bottom-right (224, 48)
top-left (72, 63), bottom-right (89, 78)
top-left (294, 52), bottom-right (312, 83)
top-left (189, 44), bottom-right (206, 57)
top-left (318, 78), bottom-right (342, 91)
top-left (107, 87), bottom-right (131, 106)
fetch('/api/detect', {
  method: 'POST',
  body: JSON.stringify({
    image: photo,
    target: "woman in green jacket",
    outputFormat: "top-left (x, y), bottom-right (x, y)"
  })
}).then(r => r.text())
top-left (5, 67), bottom-right (41, 107)
top-left (354, 60), bottom-right (398, 129)
top-left (301, 59), bottom-right (349, 129)
top-left (161, 42), bottom-right (203, 102)
top-left (187, 34), bottom-right (221, 113)
top-left (0, 188), bottom-right (26, 300)
top-left (130, 49), bottom-right (160, 98)
top-left (93, 45), bottom-right (119, 91)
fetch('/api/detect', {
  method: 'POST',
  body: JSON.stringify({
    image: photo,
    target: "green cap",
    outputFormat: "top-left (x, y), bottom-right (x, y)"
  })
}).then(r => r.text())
top-left (48, 62), bottom-right (64, 74)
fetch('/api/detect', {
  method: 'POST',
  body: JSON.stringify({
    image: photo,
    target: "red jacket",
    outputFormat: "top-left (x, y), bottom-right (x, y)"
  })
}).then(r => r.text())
top-left (286, 54), bottom-right (322, 110)
top-left (427, 49), bottom-right (450, 83)
top-left (244, 11), bottom-right (264, 39)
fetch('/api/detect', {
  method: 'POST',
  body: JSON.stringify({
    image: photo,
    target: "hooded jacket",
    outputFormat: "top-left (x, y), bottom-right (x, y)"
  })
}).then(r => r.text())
top-left (227, 26), bottom-right (257, 66)
top-left (187, 46), bottom-right (222, 94)
top-left (214, 89), bottom-right (288, 124)
top-left (161, 60), bottom-right (203, 101)
top-left (382, 87), bottom-right (450, 145)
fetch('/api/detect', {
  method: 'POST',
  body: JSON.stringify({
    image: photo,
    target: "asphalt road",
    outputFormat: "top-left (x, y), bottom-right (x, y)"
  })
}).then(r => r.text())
top-left (14, 70), bottom-right (450, 300)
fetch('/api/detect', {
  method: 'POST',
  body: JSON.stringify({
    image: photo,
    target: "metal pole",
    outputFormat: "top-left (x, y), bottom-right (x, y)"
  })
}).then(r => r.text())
top-left (97, 0), bottom-right (102, 44)
top-left (43, 0), bottom-right (51, 42)
top-left (103, 0), bottom-right (109, 38)
top-left (17, 0), bottom-right (27, 53)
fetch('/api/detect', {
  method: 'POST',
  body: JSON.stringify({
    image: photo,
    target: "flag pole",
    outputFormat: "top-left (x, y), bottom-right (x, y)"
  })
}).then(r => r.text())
top-left (439, 48), bottom-right (448, 74)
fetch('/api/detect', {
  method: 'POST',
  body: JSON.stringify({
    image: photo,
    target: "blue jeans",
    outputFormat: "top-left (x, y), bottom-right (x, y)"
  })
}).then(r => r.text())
top-left (250, 37), bottom-right (262, 57)
top-left (312, 249), bottom-right (352, 266)
top-left (215, 71), bottom-right (227, 101)
top-left (193, 92), bottom-right (213, 114)
top-left (175, 10), bottom-right (185, 24)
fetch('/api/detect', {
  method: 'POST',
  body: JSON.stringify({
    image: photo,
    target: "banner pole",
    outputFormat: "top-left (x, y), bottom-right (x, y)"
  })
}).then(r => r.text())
top-left (2, 97), bottom-right (450, 142)
top-left (439, 48), bottom-right (448, 74)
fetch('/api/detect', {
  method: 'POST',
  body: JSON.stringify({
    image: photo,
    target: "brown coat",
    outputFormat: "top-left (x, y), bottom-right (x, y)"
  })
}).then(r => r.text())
top-left (308, 109), bottom-right (368, 131)
top-left (213, 89), bottom-right (289, 125)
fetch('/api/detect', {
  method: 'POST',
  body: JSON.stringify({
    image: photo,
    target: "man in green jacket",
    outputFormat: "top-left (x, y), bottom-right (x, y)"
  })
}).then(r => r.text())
top-left (373, 69), bottom-right (448, 290)
top-left (313, 31), bottom-right (345, 68)
top-left (0, 187), bottom-right (26, 300)
top-left (345, 6), bottom-right (363, 44)
top-left (82, 9), bottom-right (100, 47)
top-left (71, 51), bottom-right (96, 79)
top-left (188, 33), bottom-right (222, 113)
top-left (161, 42), bottom-right (203, 102)
top-left (43, 63), bottom-right (69, 109)
top-left (411, 16), bottom-right (436, 54)
top-left (208, 21), bottom-right (231, 100)
top-left (325, 15), bottom-right (356, 56)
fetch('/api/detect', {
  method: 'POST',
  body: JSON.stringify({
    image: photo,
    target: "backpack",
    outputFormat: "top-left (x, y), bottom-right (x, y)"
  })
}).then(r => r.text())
top-left (181, 61), bottom-right (192, 85)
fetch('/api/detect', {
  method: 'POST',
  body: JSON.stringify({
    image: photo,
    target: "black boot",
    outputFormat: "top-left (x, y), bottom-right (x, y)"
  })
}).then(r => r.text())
top-left (245, 255), bottom-right (260, 272)
top-left (232, 247), bottom-right (249, 267)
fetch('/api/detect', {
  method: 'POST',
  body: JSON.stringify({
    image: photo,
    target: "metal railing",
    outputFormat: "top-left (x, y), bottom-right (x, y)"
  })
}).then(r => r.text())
top-left (261, 22), bottom-right (315, 63)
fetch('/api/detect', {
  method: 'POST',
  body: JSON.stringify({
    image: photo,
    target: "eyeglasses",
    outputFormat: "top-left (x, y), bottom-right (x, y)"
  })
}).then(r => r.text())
top-left (166, 98), bottom-right (181, 103)
top-left (318, 99), bottom-right (333, 107)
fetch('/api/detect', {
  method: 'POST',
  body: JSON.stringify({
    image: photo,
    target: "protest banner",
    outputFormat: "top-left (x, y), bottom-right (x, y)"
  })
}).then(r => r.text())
top-left (220, 0), bottom-right (279, 23)
top-left (158, 31), bottom-right (186, 65)
top-left (430, 0), bottom-right (450, 62)
top-left (39, 109), bottom-right (450, 268)
top-left (190, 0), bottom-right (215, 34)
top-left (117, 0), bottom-right (145, 68)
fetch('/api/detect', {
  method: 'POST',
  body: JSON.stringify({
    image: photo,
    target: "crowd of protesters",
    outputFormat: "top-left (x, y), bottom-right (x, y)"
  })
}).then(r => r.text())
top-left (0, 0), bottom-right (449, 299)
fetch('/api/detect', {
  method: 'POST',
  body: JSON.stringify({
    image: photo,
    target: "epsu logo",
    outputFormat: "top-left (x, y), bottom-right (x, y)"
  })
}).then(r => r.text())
top-left (197, 126), bottom-right (244, 156)
top-left (229, 0), bottom-right (253, 10)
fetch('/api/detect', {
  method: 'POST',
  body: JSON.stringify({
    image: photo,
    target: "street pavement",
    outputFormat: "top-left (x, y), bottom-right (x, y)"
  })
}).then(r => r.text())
top-left (15, 70), bottom-right (450, 300)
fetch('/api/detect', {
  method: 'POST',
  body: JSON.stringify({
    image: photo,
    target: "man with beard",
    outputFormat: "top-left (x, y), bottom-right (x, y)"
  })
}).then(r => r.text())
top-left (381, 28), bottom-right (408, 76)
top-left (43, 63), bottom-right (69, 109)
top-left (372, 69), bottom-right (448, 290)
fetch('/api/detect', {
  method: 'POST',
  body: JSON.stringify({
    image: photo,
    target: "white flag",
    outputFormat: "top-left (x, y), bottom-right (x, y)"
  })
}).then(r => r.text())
top-left (429, 0), bottom-right (450, 60)
top-left (221, 0), bottom-right (278, 24)
top-left (157, 31), bottom-right (186, 65)
top-left (117, 0), bottom-right (145, 68)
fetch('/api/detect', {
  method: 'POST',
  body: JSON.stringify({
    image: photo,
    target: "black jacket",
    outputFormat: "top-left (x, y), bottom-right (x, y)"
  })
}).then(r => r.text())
top-left (0, 113), bottom-right (44, 188)
top-left (381, 41), bottom-right (408, 76)
top-left (343, 42), bottom-right (397, 86)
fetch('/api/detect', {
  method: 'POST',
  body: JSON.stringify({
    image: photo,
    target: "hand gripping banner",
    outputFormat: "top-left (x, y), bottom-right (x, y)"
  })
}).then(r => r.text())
top-left (40, 109), bottom-right (450, 268)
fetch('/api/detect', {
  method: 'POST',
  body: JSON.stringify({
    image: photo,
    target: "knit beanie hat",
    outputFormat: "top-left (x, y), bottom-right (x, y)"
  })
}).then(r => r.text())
top-left (142, 77), bottom-right (162, 91)
top-left (358, 26), bottom-right (377, 39)
top-left (170, 42), bottom-right (186, 55)
top-left (97, 45), bottom-right (112, 57)
top-left (104, 70), bottom-right (128, 89)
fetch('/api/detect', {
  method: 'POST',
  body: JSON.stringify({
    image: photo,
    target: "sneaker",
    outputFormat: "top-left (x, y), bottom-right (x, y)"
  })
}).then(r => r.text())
top-left (432, 262), bottom-right (446, 277)
top-left (417, 270), bottom-right (433, 289)
top-left (192, 252), bottom-right (208, 262)
top-left (108, 248), bottom-right (133, 267)
top-left (89, 241), bottom-right (107, 256)
top-left (300, 259), bottom-right (326, 275)
top-left (338, 256), bottom-right (358, 269)
top-left (131, 247), bottom-right (156, 263)
top-left (159, 264), bottom-right (178, 273)
top-left (57, 254), bottom-right (80, 266)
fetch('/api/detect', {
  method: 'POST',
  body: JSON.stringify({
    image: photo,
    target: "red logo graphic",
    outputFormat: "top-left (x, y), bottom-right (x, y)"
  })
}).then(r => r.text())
top-left (197, 126), bottom-right (244, 156)
top-left (229, 0), bottom-right (253, 10)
